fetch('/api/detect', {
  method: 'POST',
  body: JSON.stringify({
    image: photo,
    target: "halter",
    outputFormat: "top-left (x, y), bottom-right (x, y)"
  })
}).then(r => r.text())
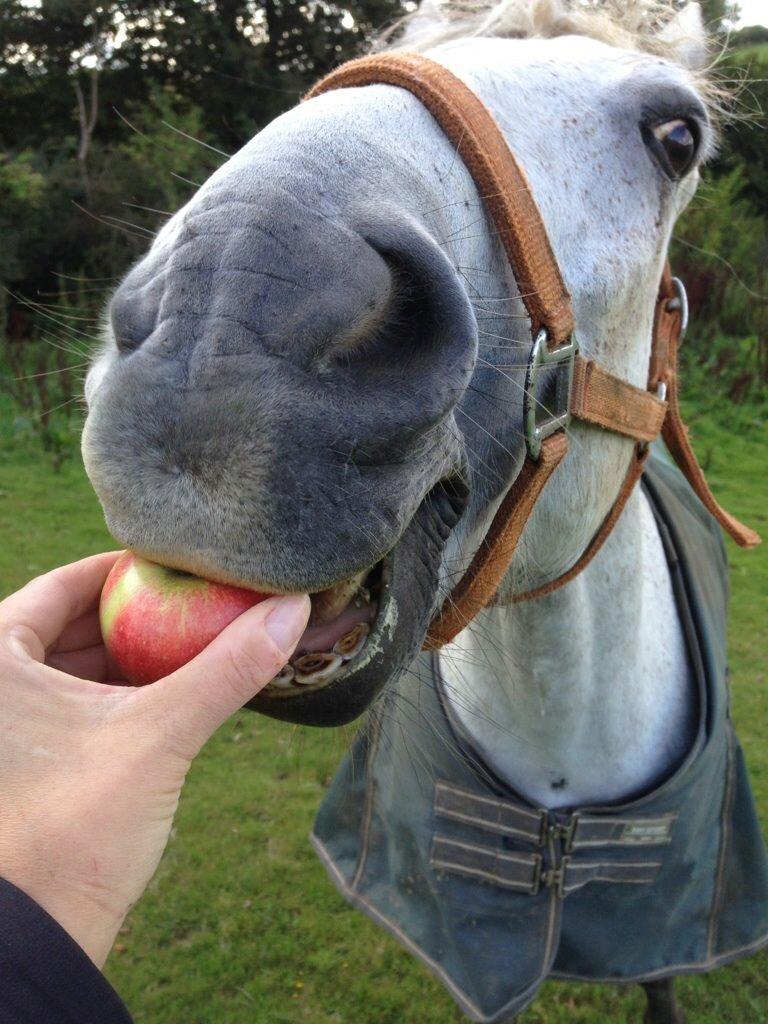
top-left (306, 52), bottom-right (760, 650)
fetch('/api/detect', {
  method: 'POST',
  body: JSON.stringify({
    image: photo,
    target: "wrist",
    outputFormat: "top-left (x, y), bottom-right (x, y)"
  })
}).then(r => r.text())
top-left (0, 863), bottom-right (128, 967)
top-left (34, 892), bottom-right (127, 968)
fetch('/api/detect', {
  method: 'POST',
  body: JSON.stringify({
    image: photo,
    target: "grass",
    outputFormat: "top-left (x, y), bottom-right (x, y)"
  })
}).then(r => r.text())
top-left (0, 397), bottom-right (766, 1024)
top-left (737, 43), bottom-right (768, 61)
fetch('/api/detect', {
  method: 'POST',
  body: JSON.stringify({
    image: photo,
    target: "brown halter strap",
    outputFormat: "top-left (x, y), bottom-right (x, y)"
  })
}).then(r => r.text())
top-left (306, 52), bottom-right (760, 650)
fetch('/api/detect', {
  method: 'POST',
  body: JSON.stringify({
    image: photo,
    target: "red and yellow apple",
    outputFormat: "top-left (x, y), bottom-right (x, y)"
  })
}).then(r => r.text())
top-left (100, 552), bottom-right (272, 684)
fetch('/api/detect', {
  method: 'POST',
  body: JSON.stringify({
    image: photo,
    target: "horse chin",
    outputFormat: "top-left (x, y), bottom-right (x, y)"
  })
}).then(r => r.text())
top-left (246, 475), bottom-right (468, 727)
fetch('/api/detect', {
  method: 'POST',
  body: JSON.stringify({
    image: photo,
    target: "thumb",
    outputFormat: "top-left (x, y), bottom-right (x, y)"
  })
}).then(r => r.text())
top-left (144, 593), bottom-right (310, 755)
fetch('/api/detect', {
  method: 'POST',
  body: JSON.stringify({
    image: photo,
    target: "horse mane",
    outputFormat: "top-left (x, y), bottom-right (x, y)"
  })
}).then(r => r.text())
top-left (378, 0), bottom-right (727, 119)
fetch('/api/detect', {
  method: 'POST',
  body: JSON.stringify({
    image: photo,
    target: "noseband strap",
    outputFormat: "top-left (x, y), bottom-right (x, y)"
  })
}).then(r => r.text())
top-left (309, 52), bottom-right (573, 344)
top-left (306, 53), bottom-right (760, 650)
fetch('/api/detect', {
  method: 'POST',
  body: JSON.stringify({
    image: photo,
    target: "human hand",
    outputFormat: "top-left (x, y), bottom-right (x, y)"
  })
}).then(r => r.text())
top-left (0, 552), bottom-right (309, 968)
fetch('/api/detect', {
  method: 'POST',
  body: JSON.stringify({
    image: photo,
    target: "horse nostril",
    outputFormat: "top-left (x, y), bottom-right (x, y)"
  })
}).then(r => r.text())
top-left (305, 210), bottom-right (477, 463)
top-left (114, 331), bottom-right (143, 354)
top-left (319, 209), bottom-right (475, 387)
top-left (110, 282), bottom-right (156, 354)
top-left (317, 254), bottom-right (423, 371)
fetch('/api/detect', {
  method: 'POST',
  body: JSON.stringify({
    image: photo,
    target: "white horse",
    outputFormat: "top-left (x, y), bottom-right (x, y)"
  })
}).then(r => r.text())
top-left (83, 2), bottom-right (766, 1021)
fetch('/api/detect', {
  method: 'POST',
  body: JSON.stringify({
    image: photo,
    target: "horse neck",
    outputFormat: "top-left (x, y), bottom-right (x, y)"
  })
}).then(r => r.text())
top-left (438, 483), bottom-right (697, 810)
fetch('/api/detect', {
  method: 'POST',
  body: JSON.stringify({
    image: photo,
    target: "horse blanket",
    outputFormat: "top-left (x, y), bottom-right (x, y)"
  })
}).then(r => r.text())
top-left (311, 453), bottom-right (768, 1022)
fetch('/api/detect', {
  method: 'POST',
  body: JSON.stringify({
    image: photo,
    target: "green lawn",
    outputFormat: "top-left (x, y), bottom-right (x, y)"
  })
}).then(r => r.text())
top-left (0, 403), bottom-right (766, 1024)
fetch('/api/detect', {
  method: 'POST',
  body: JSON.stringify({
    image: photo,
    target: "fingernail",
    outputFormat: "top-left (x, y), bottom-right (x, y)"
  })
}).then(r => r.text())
top-left (265, 594), bottom-right (311, 653)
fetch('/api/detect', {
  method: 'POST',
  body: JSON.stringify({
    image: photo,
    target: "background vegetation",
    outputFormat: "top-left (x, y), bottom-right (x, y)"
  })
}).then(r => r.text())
top-left (1, 0), bottom-right (767, 1021)
top-left (1, 1), bottom-right (767, 465)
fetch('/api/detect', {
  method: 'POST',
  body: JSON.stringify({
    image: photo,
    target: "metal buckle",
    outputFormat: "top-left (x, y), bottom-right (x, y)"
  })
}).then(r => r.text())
top-left (524, 329), bottom-right (578, 461)
top-left (539, 865), bottom-right (566, 899)
top-left (667, 277), bottom-right (689, 337)
top-left (542, 816), bottom-right (577, 852)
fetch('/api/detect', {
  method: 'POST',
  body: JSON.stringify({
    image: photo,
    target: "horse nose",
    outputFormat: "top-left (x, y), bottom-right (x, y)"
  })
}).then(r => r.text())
top-left (106, 204), bottom-right (478, 452)
top-left (315, 207), bottom-right (479, 448)
top-left (84, 201), bottom-right (478, 589)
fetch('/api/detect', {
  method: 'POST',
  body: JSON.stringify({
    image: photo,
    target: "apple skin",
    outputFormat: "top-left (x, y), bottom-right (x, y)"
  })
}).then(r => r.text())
top-left (100, 552), bottom-right (273, 685)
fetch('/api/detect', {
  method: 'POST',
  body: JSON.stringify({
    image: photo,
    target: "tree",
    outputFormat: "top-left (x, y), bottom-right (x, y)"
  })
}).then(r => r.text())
top-left (0, 152), bottom-right (45, 286)
top-left (716, 45), bottom-right (768, 217)
top-left (698, 0), bottom-right (741, 31)
top-left (0, 0), bottom-right (407, 321)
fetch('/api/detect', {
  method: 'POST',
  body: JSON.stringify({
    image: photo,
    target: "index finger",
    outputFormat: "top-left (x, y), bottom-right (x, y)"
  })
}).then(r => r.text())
top-left (0, 551), bottom-right (123, 660)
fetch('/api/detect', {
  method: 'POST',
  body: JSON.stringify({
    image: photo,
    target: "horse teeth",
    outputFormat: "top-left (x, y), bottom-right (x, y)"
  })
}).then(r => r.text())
top-left (293, 652), bottom-right (344, 685)
top-left (309, 570), bottom-right (368, 626)
top-left (353, 586), bottom-right (371, 608)
top-left (267, 665), bottom-right (295, 689)
top-left (333, 623), bottom-right (370, 660)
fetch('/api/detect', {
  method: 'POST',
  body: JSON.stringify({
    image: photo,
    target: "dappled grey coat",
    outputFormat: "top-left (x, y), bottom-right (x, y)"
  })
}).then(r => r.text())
top-left (311, 455), bottom-right (768, 1023)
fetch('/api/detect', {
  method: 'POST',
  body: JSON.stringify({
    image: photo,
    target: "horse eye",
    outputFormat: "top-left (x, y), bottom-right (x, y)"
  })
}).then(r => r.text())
top-left (648, 118), bottom-right (698, 179)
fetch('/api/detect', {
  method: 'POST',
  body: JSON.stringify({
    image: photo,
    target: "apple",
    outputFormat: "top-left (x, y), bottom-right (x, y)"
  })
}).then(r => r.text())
top-left (100, 552), bottom-right (272, 685)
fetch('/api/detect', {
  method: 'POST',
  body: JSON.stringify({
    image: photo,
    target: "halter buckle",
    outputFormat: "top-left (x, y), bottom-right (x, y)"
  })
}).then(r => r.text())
top-left (524, 330), bottom-right (578, 461)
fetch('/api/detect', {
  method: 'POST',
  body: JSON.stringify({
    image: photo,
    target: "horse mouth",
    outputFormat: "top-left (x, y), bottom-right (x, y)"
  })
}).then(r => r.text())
top-left (261, 556), bottom-right (391, 699)
top-left (236, 474), bottom-right (465, 724)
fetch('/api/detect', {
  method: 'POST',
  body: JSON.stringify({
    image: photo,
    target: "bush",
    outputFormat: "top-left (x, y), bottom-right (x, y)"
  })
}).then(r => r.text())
top-left (0, 278), bottom-right (96, 470)
top-left (672, 169), bottom-right (768, 341)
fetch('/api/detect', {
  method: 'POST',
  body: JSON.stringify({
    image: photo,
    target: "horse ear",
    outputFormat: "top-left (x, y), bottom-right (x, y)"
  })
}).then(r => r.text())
top-left (658, 3), bottom-right (711, 72)
top-left (380, 0), bottom-right (445, 49)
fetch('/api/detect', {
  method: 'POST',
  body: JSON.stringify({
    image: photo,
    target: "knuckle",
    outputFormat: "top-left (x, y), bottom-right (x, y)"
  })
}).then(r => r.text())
top-left (1, 623), bottom-right (41, 664)
top-left (221, 641), bottom-right (283, 699)
top-left (125, 695), bottom-right (197, 767)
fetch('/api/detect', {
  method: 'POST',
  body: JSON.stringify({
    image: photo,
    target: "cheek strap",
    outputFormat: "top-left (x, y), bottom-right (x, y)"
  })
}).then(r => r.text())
top-left (306, 52), bottom-right (760, 652)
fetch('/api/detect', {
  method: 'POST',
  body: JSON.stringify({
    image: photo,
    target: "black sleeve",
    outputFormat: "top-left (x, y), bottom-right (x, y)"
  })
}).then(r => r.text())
top-left (0, 877), bottom-right (133, 1023)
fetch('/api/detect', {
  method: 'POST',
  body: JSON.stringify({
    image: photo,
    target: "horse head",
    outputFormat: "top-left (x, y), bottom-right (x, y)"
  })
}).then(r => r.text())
top-left (82, 1), bottom-right (714, 724)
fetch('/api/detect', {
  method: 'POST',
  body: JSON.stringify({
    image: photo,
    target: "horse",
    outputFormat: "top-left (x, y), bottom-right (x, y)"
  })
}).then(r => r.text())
top-left (81, 2), bottom-right (768, 1020)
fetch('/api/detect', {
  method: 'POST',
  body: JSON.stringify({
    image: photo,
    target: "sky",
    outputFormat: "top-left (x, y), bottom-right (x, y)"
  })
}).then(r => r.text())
top-left (736, 0), bottom-right (768, 26)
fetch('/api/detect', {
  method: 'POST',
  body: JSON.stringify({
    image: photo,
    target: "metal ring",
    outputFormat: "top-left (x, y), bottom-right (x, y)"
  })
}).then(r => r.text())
top-left (667, 277), bottom-right (689, 337)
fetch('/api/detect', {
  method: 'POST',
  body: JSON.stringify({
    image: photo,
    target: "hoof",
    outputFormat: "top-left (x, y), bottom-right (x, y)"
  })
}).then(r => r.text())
top-left (643, 1012), bottom-right (686, 1024)
top-left (642, 978), bottom-right (686, 1024)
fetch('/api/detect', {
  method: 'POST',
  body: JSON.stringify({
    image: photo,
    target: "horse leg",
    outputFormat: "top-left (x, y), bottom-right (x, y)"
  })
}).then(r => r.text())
top-left (642, 978), bottom-right (686, 1024)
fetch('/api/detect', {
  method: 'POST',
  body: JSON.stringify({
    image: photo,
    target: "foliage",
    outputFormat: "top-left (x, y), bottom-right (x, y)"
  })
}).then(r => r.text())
top-left (716, 44), bottom-right (768, 217)
top-left (0, 279), bottom-right (94, 470)
top-left (0, 0), bottom-right (765, 458)
top-left (0, 151), bottom-right (45, 208)
top-left (733, 24), bottom-right (768, 47)
top-left (672, 168), bottom-right (768, 395)
top-left (698, 0), bottom-right (740, 31)
top-left (669, 41), bottom-right (768, 395)
top-left (0, 0), bottom-right (405, 145)
top-left (0, 151), bottom-right (46, 290)
top-left (0, 0), bottom-right (409, 337)
top-left (110, 87), bottom-right (221, 214)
